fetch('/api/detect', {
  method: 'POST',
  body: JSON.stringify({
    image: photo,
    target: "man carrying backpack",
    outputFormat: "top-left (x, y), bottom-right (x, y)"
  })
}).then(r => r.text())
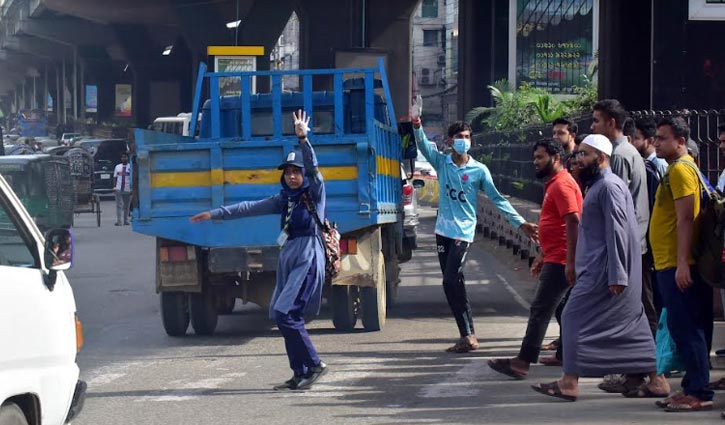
top-left (650, 117), bottom-right (714, 412)
top-left (632, 117), bottom-right (667, 316)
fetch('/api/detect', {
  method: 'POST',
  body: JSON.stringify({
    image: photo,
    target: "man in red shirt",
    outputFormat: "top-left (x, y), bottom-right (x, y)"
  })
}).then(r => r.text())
top-left (489, 139), bottom-right (583, 379)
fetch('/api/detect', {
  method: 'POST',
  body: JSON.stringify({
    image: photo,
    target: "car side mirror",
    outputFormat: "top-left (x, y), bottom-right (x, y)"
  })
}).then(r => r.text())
top-left (412, 179), bottom-right (425, 189)
top-left (44, 228), bottom-right (74, 271)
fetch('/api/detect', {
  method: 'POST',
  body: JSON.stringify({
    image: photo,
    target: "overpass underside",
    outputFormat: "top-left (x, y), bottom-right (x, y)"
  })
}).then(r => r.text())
top-left (0, 0), bottom-right (416, 130)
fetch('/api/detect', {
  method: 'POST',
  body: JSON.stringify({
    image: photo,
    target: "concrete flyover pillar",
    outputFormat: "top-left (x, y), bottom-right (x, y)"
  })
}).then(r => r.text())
top-left (298, 0), bottom-right (417, 123)
top-left (366, 0), bottom-right (418, 123)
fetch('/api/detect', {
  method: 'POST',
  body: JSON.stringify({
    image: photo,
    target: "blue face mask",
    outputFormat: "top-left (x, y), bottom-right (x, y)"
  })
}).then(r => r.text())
top-left (453, 138), bottom-right (471, 155)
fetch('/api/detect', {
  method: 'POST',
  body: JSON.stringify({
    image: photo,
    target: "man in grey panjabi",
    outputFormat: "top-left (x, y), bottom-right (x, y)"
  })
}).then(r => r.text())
top-left (531, 135), bottom-right (664, 402)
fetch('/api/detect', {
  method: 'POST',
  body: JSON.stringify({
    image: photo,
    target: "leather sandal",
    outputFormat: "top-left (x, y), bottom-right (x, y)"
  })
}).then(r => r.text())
top-left (541, 339), bottom-right (560, 351)
top-left (445, 338), bottom-right (479, 353)
top-left (531, 381), bottom-right (577, 402)
top-left (539, 355), bottom-right (562, 367)
top-left (664, 395), bottom-right (713, 412)
top-left (488, 358), bottom-right (527, 380)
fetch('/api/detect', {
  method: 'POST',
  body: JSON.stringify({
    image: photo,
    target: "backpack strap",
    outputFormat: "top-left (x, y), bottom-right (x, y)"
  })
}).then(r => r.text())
top-left (301, 192), bottom-right (327, 231)
top-left (669, 159), bottom-right (715, 201)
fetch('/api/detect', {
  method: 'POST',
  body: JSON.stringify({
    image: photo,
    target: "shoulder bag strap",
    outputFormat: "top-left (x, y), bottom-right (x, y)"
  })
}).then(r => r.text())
top-left (672, 159), bottom-right (714, 200)
top-left (301, 193), bottom-right (327, 231)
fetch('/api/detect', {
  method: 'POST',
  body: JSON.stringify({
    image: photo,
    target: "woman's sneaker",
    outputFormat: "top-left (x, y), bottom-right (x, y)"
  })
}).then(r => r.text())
top-left (273, 375), bottom-right (302, 391)
top-left (295, 362), bottom-right (328, 390)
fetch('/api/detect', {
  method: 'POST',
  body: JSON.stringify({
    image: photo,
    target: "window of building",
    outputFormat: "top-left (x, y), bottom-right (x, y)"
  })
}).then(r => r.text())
top-left (423, 30), bottom-right (441, 47)
top-left (690, 0), bottom-right (725, 19)
top-left (422, 0), bottom-right (438, 18)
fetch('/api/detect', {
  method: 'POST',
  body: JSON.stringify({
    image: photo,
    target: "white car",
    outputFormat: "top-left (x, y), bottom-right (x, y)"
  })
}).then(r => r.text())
top-left (60, 133), bottom-right (80, 146)
top-left (400, 165), bottom-right (419, 263)
top-left (415, 149), bottom-right (437, 179)
top-left (0, 174), bottom-right (85, 425)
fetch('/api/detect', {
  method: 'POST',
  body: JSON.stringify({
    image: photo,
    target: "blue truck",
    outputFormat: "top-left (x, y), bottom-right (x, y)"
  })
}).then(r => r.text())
top-left (17, 109), bottom-right (48, 138)
top-left (132, 59), bottom-right (406, 336)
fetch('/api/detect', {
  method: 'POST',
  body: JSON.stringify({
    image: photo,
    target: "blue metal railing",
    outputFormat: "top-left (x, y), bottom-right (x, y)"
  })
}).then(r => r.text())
top-left (189, 58), bottom-right (398, 140)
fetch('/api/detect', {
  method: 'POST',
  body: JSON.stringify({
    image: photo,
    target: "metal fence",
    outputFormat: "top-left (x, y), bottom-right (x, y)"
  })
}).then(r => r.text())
top-left (471, 109), bottom-right (725, 204)
top-left (630, 109), bottom-right (725, 186)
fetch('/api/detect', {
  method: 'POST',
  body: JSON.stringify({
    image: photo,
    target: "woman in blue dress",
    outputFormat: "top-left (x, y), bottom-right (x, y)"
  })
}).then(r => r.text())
top-left (191, 110), bottom-right (328, 391)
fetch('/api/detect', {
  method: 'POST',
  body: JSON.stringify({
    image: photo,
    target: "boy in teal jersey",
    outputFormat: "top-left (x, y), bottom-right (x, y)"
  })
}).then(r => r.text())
top-left (410, 96), bottom-right (538, 352)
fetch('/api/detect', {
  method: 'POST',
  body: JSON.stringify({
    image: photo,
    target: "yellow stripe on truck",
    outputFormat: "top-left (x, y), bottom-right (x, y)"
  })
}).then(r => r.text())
top-left (150, 166), bottom-right (359, 188)
top-left (376, 156), bottom-right (400, 179)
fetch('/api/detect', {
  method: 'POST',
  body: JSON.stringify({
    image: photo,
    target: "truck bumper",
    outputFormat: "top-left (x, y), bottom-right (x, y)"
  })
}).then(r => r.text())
top-left (208, 246), bottom-right (280, 273)
top-left (65, 380), bottom-right (87, 423)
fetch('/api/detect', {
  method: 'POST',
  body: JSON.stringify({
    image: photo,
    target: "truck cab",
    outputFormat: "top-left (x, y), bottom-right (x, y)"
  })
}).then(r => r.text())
top-left (151, 113), bottom-right (193, 137)
top-left (133, 59), bottom-right (404, 336)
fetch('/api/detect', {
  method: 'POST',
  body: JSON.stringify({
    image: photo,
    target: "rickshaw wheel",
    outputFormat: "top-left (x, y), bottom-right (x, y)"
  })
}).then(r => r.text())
top-left (95, 195), bottom-right (101, 227)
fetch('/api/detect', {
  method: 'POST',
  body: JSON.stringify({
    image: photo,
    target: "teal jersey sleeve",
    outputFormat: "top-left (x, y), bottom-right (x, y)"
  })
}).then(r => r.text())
top-left (413, 126), bottom-right (445, 170)
top-left (478, 165), bottom-right (525, 229)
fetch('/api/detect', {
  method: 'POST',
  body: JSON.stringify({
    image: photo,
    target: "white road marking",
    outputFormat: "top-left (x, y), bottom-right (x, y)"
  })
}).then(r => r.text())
top-left (85, 361), bottom-right (143, 387)
top-left (136, 373), bottom-right (247, 402)
top-left (418, 360), bottom-right (483, 399)
top-left (495, 273), bottom-right (531, 310)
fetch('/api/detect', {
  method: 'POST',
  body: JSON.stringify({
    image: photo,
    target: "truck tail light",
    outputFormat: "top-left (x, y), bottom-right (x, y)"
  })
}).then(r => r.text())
top-left (159, 246), bottom-right (196, 262)
top-left (402, 183), bottom-right (414, 206)
top-left (340, 238), bottom-right (357, 255)
top-left (75, 314), bottom-right (84, 353)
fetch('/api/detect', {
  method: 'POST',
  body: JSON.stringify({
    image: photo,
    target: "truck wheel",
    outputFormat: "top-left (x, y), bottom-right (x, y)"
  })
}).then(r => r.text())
top-left (217, 296), bottom-right (236, 315)
top-left (361, 252), bottom-right (386, 331)
top-left (190, 291), bottom-right (218, 336)
top-left (160, 292), bottom-right (190, 337)
top-left (331, 285), bottom-right (358, 331)
top-left (398, 247), bottom-right (413, 263)
top-left (385, 257), bottom-right (401, 308)
top-left (0, 402), bottom-right (29, 425)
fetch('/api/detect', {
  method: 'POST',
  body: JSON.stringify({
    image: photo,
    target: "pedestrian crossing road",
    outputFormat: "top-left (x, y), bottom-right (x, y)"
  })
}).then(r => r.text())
top-left (70, 202), bottom-right (725, 424)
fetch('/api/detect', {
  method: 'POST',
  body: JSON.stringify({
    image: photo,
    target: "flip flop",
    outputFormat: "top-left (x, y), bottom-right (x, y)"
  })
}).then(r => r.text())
top-left (487, 359), bottom-right (527, 380)
top-left (541, 339), bottom-right (560, 351)
top-left (539, 356), bottom-right (562, 367)
top-left (655, 392), bottom-right (684, 409)
top-left (445, 340), bottom-right (478, 353)
top-left (707, 377), bottom-right (725, 390)
top-left (664, 395), bottom-right (713, 412)
top-left (623, 384), bottom-right (669, 398)
top-left (531, 381), bottom-right (577, 402)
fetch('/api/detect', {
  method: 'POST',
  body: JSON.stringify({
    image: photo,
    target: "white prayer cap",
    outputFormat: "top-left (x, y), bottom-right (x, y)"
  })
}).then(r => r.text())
top-left (581, 134), bottom-right (613, 156)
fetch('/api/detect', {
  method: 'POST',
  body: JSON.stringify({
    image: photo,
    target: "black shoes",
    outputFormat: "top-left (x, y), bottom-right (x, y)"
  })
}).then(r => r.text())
top-left (273, 362), bottom-right (328, 391)
top-left (295, 362), bottom-right (328, 390)
top-left (273, 375), bottom-right (302, 391)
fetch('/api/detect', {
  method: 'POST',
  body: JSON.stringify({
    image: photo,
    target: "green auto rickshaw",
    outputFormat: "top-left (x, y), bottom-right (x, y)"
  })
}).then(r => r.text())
top-left (0, 155), bottom-right (75, 230)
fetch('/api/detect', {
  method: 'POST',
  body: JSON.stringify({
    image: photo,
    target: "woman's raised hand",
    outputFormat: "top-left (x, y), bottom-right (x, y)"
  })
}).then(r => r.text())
top-left (190, 211), bottom-right (212, 223)
top-left (293, 109), bottom-right (311, 140)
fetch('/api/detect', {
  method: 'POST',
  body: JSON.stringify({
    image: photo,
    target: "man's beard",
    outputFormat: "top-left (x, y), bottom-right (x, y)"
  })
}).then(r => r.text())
top-left (578, 159), bottom-right (601, 185)
top-left (535, 159), bottom-right (555, 180)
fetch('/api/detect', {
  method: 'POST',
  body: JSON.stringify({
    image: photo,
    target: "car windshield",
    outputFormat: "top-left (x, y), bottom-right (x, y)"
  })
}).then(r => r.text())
top-left (416, 150), bottom-right (430, 163)
top-left (95, 160), bottom-right (114, 173)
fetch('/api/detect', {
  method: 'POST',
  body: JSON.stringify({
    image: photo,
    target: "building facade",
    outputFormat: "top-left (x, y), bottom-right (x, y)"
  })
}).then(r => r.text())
top-left (412, 0), bottom-right (458, 140)
top-left (458, 0), bottom-right (725, 118)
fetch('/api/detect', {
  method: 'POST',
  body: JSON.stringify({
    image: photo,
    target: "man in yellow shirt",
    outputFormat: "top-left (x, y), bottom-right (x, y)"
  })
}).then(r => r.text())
top-left (650, 116), bottom-right (713, 412)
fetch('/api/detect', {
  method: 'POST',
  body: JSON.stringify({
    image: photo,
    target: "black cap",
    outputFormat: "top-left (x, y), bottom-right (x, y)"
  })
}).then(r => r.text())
top-left (277, 150), bottom-right (304, 170)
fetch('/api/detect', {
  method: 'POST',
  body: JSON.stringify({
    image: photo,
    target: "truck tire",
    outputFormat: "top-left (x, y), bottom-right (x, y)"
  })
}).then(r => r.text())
top-left (398, 247), bottom-right (413, 263)
top-left (190, 291), bottom-right (218, 336)
top-left (217, 296), bottom-right (236, 315)
top-left (331, 285), bottom-right (358, 331)
top-left (385, 257), bottom-right (401, 308)
top-left (0, 403), bottom-right (29, 425)
top-left (160, 292), bottom-right (190, 337)
top-left (361, 252), bottom-right (386, 331)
